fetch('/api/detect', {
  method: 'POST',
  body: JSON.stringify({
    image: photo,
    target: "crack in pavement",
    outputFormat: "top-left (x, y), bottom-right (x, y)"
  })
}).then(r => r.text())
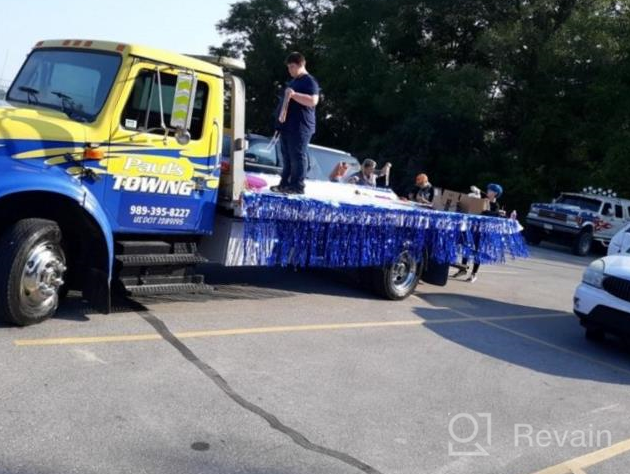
top-left (139, 310), bottom-right (384, 474)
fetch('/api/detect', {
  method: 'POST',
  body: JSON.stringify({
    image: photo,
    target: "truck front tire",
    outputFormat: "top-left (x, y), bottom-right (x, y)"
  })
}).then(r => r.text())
top-left (0, 219), bottom-right (67, 326)
top-left (372, 251), bottom-right (421, 300)
top-left (573, 230), bottom-right (593, 256)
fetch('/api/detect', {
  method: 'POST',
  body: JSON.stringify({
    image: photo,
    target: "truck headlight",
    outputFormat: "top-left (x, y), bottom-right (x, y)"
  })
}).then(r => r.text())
top-left (582, 259), bottom-right (605, 288)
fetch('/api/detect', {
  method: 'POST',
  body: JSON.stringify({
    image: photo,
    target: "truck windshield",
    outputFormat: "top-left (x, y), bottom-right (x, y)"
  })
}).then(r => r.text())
top-left (556, 195), bottom-right (602, 212)
top-left (7, 49), bottom-right (121, 122)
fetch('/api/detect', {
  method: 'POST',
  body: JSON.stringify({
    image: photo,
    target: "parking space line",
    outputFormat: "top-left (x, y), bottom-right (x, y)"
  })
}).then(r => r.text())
top-left (528, 437), bottom-right (630, 474)
top-left (448, 308), bottom-right (630, 377)
top-left (428, 313), bottom-right (569, 323)
top-left (470, 270), bottom-right (519, 275)
top-left (14, 320), bottom-right (423, 346)
top-left (14, 333), bottom-right (164, 345)
top-left (13, 313), bottom-right (570, 347)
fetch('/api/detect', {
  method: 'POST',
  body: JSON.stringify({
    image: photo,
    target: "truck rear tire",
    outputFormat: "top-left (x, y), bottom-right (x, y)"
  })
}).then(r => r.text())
top-left (585, 326), bottom-right (605, 342)
top-left (0, 219), bottom-right (67, 326)
top-left (372, 251), bottom-right (421, 300)
top-left (572, 230), bottom-right (593, 256)
top-left (524, 226), bottom-right (543, 246)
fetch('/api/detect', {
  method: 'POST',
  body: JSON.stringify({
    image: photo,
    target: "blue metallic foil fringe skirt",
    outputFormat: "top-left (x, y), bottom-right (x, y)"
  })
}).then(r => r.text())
top-left (241, 192), bottom-right (528, 268)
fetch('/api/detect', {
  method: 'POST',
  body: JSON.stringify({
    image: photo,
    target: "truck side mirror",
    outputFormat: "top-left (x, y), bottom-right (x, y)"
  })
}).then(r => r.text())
top-left (170, 72), bottom-right (198, 145)
top-left (175, 128), bottom-right (191, 145)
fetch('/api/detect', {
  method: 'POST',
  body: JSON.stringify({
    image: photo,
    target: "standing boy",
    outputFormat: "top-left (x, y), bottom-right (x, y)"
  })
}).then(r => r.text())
top-left (271, 52), bottom-right (320, 195)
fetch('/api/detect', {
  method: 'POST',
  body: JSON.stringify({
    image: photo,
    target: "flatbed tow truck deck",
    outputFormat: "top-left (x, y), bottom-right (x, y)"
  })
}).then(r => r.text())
top-left (0, 39), bottom-right (526, 326)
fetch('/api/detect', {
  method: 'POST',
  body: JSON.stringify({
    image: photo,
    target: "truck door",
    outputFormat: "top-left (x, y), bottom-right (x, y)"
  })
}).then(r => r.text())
top-left (598, 202), bottom-right (624, 241)
top-left (102, 63), bottom-right (220, 234)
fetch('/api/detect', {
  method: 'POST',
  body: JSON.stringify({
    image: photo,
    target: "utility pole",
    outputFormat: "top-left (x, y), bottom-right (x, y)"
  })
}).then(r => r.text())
top-left (0, 50), bottom-right (8, 81)
top-left (0, 50), bottom-right (9, 98)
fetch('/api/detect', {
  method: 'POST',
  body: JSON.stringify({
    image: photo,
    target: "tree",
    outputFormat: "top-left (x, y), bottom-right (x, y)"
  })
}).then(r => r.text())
top-left (210, 0), bottom-right (331, 134)
top-left (209, 0), bottom-right (630, 212)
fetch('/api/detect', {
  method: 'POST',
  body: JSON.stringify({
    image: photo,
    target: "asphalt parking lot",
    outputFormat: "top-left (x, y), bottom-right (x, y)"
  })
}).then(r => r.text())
top-left (1, 244), bottom-right (630, 474)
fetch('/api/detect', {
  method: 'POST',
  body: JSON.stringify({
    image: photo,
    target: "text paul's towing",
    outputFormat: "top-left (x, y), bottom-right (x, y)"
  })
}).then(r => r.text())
top-left (0, 39), bottom-right (525, 326)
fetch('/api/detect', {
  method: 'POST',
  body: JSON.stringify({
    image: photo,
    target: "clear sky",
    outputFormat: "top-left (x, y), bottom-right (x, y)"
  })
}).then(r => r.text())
top-left (0, 0), bottom-right (232, 84)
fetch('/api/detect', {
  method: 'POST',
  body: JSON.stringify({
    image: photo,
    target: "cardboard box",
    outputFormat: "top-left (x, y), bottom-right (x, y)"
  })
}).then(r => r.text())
top-left (433, 189), bottom-right (461, 213)
top-left (433, 189), bottom-right (489, 215)
top-left (459, 194), bottom-right (490, 214)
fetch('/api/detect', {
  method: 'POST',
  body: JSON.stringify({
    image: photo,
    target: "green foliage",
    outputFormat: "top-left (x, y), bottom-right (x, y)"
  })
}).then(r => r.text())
top-left (211, 0), bottom-right (630, 213)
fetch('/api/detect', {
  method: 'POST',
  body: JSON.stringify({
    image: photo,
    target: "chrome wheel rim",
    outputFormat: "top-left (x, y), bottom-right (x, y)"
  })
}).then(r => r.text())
top-left (390, 252), bottom-right (417, 292)
top-left (20, 242), bottom-right (66, 317)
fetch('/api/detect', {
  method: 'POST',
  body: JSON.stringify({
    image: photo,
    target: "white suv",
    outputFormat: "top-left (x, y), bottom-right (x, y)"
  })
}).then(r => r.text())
top-left (574, 256), bottom-right (630, 340)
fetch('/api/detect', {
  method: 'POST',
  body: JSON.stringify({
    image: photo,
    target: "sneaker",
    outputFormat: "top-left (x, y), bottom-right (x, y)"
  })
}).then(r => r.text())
top-left (452, 268), bottom-right (467, 279)
top-left (285, 187), bottom-right (305, 195)
top-left (467, 274), bottom-right (478, 283)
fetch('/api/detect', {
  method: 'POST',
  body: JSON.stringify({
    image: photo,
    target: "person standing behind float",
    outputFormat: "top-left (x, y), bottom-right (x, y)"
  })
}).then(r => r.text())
top-left (408, 173), bottom-right (435, 204)
top-left (271, 52), bottom-right (320, 195)
top-left (347, 159), bottom-right (392, 187)
top-left (453, 183), bottom-right (505, 283)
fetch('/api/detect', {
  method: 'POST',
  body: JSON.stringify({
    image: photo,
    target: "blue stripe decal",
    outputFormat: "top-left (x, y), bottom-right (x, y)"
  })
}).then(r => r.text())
top-left (0, 139), bottom-right (214, 162)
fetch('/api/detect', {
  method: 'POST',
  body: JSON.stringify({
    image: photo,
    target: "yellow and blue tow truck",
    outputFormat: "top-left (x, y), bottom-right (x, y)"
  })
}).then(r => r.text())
top-left (0, 39), bottom-right (456, 325)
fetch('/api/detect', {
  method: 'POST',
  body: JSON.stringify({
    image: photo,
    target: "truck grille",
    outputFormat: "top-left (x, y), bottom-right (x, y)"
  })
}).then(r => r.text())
top-left (603, 276), bottom-right (630, 303)
top-left (538, 210), bottom-right (568, 221)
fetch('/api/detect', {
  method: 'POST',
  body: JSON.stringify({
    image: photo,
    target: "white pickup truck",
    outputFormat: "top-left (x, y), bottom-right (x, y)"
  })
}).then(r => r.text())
top-left (526, 191), bottom-right (630, 255)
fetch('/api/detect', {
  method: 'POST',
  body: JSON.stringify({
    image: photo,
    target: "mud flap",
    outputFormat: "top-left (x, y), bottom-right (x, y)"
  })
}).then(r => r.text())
top-left (421, 258), bottom-right (450, 286)
top-left (82, 268), bottom-right (111, 314)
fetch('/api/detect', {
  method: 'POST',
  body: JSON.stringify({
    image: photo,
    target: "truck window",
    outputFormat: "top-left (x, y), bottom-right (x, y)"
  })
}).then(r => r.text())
top-left (307, 147), bottom-right (361, 181)
top-left (602, 203), bottom-right (612, 216)
top-left (556, 195), bottom-right (602, 213)
top-left (616, 204), bottom-right (623, 218)
top-left (221, 134), bottom-right (232, 159)
top-left (7, 49), bottom-right (121, 122)
top-left (121, 69), bottom-right (209, 140)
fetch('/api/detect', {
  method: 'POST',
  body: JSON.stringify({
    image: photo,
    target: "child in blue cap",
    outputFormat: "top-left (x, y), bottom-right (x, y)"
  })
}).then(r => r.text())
top-left (453, 183), bottom-right (505, 282)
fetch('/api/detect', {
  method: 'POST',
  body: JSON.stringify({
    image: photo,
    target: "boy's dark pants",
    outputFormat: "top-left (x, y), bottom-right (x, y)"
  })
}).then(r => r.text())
top-left (279, 131), bottom-right (313, 192)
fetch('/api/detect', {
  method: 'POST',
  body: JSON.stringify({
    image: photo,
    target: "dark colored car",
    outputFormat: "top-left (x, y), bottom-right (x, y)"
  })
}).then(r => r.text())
top-left (221, 133), bottom-right (449, 299)
top-left (222, 133), bottom-right (361, 181)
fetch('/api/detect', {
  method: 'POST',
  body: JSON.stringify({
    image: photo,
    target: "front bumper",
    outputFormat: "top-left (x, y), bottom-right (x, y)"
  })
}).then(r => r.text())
top-left (574, 282), bottom-right (630, 335)
top-left (526, 217), bottom-right (581, 236)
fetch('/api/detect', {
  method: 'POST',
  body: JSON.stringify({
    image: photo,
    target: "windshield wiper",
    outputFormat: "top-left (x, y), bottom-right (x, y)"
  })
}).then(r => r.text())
top-left (18, 86), bottom-right (39, 104)
top-left (51, 90), bottom-right (72, 101)
top-left (51, 91), bottom-right (86, 122)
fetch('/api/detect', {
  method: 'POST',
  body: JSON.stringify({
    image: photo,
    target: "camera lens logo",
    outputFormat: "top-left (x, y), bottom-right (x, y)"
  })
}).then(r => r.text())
top-left (448, 413), bottom-right (492, 456)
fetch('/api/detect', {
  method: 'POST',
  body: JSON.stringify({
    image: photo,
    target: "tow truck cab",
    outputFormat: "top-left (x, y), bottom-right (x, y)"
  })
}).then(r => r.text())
top-left (0, 39), bottom-right (250, 325)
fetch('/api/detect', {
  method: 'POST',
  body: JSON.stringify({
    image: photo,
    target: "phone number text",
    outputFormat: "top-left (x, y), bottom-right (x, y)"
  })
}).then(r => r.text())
top-left (129, 205), bottom-right (192, 218)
